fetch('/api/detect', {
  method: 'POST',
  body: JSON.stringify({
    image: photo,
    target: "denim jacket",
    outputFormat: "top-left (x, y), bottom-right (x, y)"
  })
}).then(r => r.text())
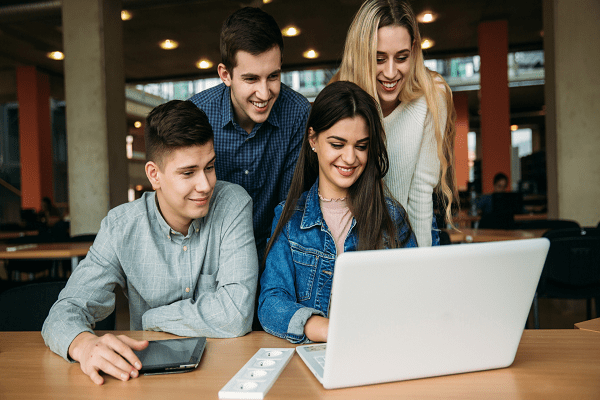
top-left (258, 180), bottom-right (417, 343)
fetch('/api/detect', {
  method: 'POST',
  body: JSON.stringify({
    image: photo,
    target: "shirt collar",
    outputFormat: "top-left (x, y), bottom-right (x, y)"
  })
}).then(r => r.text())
top-left (300, 179), bottom-right (324, 229)
top-left (150, 191), bottom-right (200, 239)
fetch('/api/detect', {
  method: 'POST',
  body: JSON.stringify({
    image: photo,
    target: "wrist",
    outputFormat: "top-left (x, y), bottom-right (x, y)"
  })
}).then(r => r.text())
top-left (68, 331), bottom-right (96, 362)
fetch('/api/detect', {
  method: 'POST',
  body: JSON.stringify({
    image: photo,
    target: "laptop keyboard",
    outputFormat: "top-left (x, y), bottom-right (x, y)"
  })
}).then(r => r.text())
top-left (315, 355), bottom-right (326, 368)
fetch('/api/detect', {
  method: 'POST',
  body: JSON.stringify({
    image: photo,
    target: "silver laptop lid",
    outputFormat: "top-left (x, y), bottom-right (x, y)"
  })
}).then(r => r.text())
top-left (323, 238), bottom-right (549, 389)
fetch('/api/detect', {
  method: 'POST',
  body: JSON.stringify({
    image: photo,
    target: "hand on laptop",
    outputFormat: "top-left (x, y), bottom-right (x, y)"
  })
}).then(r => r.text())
top-left (305, 315), bottom-right (329, 342)
top-left (68, 332), bottom-right (149, 385)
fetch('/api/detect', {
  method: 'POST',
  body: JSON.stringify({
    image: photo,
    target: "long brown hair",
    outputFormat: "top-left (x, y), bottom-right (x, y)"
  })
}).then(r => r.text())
top-left (333, 0), bottom-right (458, 227)
top-left (263, 81), bottom-right (413, 263)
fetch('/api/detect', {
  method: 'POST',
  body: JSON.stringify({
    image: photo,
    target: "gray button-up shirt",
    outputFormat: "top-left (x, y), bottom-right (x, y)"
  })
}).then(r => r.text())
top-left (42, 181), bottom-right (258, 361)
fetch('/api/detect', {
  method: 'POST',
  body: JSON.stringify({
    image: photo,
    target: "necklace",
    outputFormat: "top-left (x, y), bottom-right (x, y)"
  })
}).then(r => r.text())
top-left (318, 191), bottom-right (347, 202)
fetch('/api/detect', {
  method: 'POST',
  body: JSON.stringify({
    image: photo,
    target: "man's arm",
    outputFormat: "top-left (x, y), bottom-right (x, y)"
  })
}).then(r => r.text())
top-left (142, 188), bottom-right (258, 337)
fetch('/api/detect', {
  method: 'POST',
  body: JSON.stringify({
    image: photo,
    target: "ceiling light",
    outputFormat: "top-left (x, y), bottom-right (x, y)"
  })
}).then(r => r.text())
top-left (159, 39), bottom-right (179, 50)
top-left (134, 121), bottom-right (142, 129)
top-left (511, 125), bottom-right (519, 131)
top-left (47, 51), bottom-right (64, 60)
top-left (417, 11), bottom-right (437, 23)
top-left (421, 38), bottom-right (434, 49)
top-left (282, 26), bottom-right (300, 37)
top-left (196, 59), bottom-right (214, 69)
top-left (263, 0), bottom-right (273, 3)
top-left (121, 10), bottom-right (132, 21)
top-left (303, 49), bottom-right (319, 59)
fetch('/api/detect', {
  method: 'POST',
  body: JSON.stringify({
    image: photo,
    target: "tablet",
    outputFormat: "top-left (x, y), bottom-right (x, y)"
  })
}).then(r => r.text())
top-left (134, 337), bottom-right (206, 375)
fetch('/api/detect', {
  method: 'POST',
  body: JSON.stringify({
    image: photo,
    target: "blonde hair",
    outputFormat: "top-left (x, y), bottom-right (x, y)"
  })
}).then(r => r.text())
top-left (332, 0), bottom-right (457, 227)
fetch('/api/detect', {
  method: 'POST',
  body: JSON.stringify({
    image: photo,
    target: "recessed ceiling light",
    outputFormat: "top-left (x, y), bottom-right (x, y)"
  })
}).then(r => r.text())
top-left (421, 38), bottom-right (435, 49)
top-left (263, 0), bottom-right (273, 3)
top-left (159, 39), bottom-right (179, 50)
top-left (303, 49), bottom-right (319, 59)
top-left (121, 10), bottom-right (132, 21)
top-left (134, 121), bottom-right (142, 128)
top-left (282, 26), bottom-right (300, 37)
top-left (417, 11), bottom-right (437, 23)
top-left (196, 59), bottom-right (214, 69)
top-left (47, 51), bottom-right (64, 60)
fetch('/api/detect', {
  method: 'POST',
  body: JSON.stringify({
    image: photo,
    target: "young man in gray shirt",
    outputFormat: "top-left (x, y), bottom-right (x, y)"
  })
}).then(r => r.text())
top-left (42, 100), bottom-right (258, 385)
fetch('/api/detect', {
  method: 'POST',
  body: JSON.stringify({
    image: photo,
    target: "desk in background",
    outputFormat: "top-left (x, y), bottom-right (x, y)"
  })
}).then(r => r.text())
top-left (1, 330), bottom-right (599, 399)
top-left (0, 230), bottom-right (38, 241)
top-left (575, 318), bottom-right (600, 333)
top-left (453, 211), bottom-right (548, 229)
top-left (446, 228), bottom-right (547, 244)
top-left (0, 242), bottom-right (92, 272)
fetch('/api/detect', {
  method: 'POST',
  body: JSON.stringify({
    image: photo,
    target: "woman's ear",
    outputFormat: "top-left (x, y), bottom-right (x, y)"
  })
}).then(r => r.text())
top-left (308, 127), bottom-right (317, 150)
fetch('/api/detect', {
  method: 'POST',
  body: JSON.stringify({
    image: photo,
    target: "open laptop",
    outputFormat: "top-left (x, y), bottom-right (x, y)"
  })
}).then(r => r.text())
top-left (296, 238), bottom-right (550, 389)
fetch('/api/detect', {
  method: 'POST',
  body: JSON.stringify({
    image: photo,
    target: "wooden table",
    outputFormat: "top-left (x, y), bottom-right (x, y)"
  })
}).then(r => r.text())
top-left (453, 211), bottom-right (548, 229)
top-left (1, 330), bottom-right (600, 399)
top-left (575, 318), bottom-right (600, 333)
top-left (0, 230), bottom-right (38, 241)
top-left (0, 242), bottom-right (92, 271)
top-left (446, 228), bottom-right (547, 243)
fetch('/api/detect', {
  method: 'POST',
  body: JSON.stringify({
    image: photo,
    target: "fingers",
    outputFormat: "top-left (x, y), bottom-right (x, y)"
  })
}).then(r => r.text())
top-left (76, 333), bottom-right (143, 384)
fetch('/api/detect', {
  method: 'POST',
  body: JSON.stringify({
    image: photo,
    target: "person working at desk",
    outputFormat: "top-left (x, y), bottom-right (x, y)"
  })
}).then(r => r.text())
top-left (42, 100), bottom-right (258, 385)
top-left (188, 7), bottom-right (311, 262)
top-left (477, 172), bottom-right (509, 215)
top-left (258, 82), bottom-right (416, 343)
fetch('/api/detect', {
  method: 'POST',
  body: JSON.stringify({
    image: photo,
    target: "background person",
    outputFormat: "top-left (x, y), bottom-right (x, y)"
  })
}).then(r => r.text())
top-left (332, 0), bottom-right (458, 247)
top-left (258, 81), bottom-right (416, 344)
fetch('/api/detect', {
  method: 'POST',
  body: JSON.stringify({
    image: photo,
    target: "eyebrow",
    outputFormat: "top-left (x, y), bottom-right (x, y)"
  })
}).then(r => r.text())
top-left (240, 69), bottom-right (281, 79)
top-left (326, 135), bottom-right (370, 143)
top-left (377, 49), bottom-right (410, 55)
top-left (175, 155), bottom-right (216, 172)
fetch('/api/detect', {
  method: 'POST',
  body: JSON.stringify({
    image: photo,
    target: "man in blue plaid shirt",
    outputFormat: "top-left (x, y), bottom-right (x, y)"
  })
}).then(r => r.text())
top-left (189, 7), bottom-right (311, 264)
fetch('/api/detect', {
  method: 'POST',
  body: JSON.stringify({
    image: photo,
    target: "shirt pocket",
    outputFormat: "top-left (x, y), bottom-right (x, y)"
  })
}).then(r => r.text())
top-left (197, 271), bottom-right (218, 292)
top-left (291, 248), bottom-right (319, 302)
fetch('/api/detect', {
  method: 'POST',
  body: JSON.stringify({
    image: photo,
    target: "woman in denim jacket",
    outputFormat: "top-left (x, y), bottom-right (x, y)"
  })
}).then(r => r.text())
top-left (258, 81), bottom-right (417, 344)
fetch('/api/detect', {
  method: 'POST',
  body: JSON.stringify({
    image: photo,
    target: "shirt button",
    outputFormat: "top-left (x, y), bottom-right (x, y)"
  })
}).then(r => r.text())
top-left (167, 235), bottom-right (170, 239)
top-left (195, 228), bottom-right (199, 233)
top-left (183, 246), bottom-right (188, 251)
top-left (185, 287), bottom-right (190, 293)
top-left (244, 170), bottom-right (249, 175)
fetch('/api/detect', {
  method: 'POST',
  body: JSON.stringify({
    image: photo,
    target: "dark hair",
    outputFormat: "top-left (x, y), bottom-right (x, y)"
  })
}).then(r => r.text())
top-left (493, 172), bottom-right (509, 185)
top-left (263, 81), bottom-right (413, 262)
top-left (220, 7), bottom-right (284, 72)
top-left (145, 100), bottom-right (213, 167)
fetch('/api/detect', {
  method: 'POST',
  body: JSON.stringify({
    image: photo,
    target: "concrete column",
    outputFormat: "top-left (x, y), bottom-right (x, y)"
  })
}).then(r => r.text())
top-left (62, 0), bottom-right (128, 235)
top-left (453, 92), bottom-right (470, 192)
top-left (16, 66), bottom-right (53, 211)
top-left (543, 0), bottom-right (600, 225)
top-left (478, 21), bottom-right (511, 194)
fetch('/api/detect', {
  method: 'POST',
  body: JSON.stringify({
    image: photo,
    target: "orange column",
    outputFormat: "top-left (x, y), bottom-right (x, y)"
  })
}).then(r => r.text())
top-left (453, 92), bottom-right (469, 192)
top-left (478, 21), bottom-right (511, 194)
top-left (16, 66), bottom-right (53, 211)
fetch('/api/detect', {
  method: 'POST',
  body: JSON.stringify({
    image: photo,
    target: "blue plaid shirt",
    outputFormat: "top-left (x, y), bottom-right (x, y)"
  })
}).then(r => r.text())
top-left (189, 83), bottom-right (311, 260)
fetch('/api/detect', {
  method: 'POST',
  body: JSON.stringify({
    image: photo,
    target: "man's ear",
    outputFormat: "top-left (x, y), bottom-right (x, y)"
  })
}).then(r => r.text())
top-left (145, 161), bottom-right (161, 190)
top-left (218, 63), bottom-right (232, 87)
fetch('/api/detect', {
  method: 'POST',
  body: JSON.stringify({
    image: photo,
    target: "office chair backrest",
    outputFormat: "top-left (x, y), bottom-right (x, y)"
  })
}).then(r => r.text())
top-left (541, 228), bottom-right (600, 287)
top-left (0, 281), bottom-right (116, 331)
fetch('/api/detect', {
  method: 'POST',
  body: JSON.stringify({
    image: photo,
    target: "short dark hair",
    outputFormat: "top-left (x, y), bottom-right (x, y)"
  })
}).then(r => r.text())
top-left (145, 100), bottom-right (213, 167)
top-left (220, 7), bottom-right (283, 72)
top-left (493, 172), bottom-right (508, 185)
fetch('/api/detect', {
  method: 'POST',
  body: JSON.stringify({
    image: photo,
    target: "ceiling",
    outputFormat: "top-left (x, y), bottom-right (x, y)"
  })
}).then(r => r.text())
top-left (0, 0), bottom-right (545, 121)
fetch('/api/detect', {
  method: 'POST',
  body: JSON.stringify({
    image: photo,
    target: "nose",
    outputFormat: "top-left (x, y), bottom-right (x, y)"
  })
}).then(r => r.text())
top-left (195, 171), bottom-right (210, 193)
top-left (383, 59), bottom-right (395, 79)
top-left (340, 146), bottom-right (357, 165)
top-left (256, 79), bottom-right (269, 101)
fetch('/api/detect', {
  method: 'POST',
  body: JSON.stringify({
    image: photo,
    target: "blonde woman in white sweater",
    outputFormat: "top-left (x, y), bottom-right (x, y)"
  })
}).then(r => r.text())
top-left (332, 0), bottom-right (457, 246)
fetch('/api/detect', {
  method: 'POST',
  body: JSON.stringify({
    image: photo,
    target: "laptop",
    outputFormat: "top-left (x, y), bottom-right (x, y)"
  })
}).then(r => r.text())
top-left (296, 238), bottom-right (550, 389)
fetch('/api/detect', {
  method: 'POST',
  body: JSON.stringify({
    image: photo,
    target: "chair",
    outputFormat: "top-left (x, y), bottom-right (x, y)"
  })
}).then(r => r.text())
top-left (438, 230), bottom-right (452, 245)
top-left (515, 219), bottom-right (580, 231)
top-left (478, 192), bottom-right (522, 230)
top-left (533, 228), bottom-right (600, 329)
top-left (0, 280), bottom-right (116, 331)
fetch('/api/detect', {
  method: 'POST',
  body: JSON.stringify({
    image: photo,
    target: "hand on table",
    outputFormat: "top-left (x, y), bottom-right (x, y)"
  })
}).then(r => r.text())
top-left (68, 332), bottom-right (149, 385)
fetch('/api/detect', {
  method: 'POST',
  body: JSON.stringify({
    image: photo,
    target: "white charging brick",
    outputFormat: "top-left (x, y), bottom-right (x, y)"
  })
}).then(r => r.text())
top-left (218, 348), bottom-right (294, 399)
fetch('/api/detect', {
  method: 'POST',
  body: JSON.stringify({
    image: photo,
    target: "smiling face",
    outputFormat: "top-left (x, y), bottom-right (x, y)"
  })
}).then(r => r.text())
top-left (375, 25), bottom-right (413, 117)
top-left (218, 46), bottom-right (281, 134)
top-left (145, 143), bottom-right (217, 234)
top-left (309, 116), bottom-right (369, 200)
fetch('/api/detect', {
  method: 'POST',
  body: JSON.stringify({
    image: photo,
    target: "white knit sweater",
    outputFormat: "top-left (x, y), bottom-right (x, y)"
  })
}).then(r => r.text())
top-left (383, 95), bottom-right (444, 247)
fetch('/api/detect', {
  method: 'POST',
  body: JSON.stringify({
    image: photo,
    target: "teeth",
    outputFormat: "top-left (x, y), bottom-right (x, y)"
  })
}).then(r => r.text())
top-left (381, 81), bottom-right (397, 88)
top-left (252, 101), bottom-right (268, 108)
top-left (338, 167), bottom-right (353, 172)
